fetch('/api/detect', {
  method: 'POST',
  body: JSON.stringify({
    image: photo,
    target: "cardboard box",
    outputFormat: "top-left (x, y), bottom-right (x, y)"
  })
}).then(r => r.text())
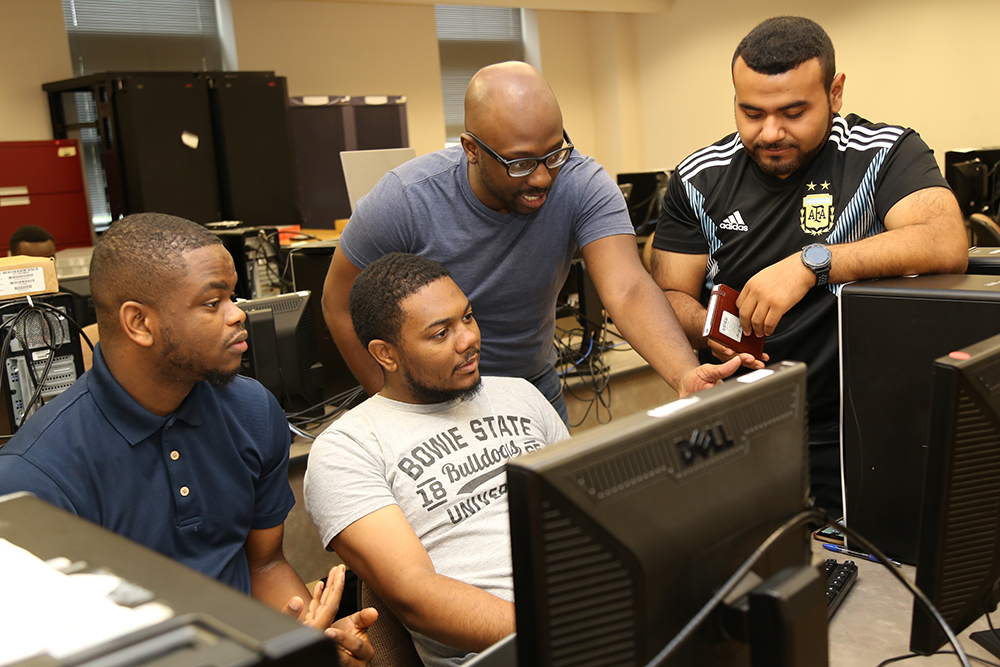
top-left (0, 255), bottom-right (58, 301)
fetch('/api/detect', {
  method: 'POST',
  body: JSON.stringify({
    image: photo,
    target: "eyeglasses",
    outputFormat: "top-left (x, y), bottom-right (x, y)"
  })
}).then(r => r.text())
top-left (465, 130), bottom-right (574, 177)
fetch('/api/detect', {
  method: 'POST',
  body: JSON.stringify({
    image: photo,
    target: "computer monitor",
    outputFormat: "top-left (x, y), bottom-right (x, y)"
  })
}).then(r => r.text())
top-left (946, 159), bottom-right (989, 218)
top-left (616, 171), bottom-right (669, 235)
top-left (237, 291), bottom-right (323, 413)
top-left (555, 258), bottom-right (605, 368)
top-left (946, 148), bottom-right (1000, 218)
top-left (206, 222), bottom-right (282, 300)
top-left (910, 332), bottom-right (1000, 656)
top-left (288, 241), bottom-right (368, 400)
top-left (507, 361), bottom-right (825, 667)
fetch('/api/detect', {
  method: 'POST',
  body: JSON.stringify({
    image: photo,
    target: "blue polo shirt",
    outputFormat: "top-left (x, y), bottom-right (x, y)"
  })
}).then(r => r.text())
top-left (0, 344), bottom-right (294, 594)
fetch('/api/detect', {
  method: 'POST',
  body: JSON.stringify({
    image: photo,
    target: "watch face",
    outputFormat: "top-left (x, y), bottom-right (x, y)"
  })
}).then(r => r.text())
top-left (804, 245), bottom-right (831, 266)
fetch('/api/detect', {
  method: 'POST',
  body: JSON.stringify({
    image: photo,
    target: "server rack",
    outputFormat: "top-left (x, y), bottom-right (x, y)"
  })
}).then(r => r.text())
top-left (43, 72), bottom-right (299, 229)
top-left (288, 95), bottom-right (408, 228)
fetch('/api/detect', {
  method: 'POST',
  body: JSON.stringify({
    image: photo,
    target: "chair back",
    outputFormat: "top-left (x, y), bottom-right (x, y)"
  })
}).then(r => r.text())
top-left (359, 580), bottom-right (424, 667)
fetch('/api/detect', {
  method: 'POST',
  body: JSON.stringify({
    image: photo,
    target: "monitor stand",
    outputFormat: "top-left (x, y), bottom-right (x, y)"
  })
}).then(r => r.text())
top-left (971, 630), bottom-right (1000, 658)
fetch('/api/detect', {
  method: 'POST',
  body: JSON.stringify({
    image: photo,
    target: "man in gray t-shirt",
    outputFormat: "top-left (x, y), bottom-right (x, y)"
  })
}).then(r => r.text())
top-left (322, 62), bottom-right (750, 423)
top-left (306, 254), bottom-right (568, 666)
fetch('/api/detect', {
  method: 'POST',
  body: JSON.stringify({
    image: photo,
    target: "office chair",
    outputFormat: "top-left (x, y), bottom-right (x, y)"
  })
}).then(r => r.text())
top-left (968, 212), bottom-right (1000, 247)
top-left (359, 581), bottom-right (423, 667)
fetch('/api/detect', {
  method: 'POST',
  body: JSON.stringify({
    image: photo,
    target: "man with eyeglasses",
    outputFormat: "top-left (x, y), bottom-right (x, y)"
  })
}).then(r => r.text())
top-left (323, 61), bottom-right (748, 425)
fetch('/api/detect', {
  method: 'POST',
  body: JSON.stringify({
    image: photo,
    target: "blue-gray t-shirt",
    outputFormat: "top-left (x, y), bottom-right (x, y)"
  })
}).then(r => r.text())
top-left (338, 145), bottom-right (634, 378)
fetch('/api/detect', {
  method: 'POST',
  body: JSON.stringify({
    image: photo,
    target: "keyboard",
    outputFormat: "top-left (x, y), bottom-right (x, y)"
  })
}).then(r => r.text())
top-left (825, 557), bottom-right (858, 618)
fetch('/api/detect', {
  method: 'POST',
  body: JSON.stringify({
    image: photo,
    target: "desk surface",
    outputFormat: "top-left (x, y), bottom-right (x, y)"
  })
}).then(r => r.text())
top-left (823, 540), bottom-right (998, 666)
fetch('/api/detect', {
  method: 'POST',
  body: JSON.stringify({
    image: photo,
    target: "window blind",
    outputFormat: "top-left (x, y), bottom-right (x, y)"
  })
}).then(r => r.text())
top-left (435, 5), bottom-right (525, 143)
top-left (62, 0), bottom-right (218, 35)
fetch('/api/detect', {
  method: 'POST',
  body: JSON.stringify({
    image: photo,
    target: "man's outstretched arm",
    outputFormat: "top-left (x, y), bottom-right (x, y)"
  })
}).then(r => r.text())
top-left (651, 248), bottom-right (770, 365)
top-left (331, 504), bottom-right (514, 653)
top-left (582, 234), bottom-right (753, 396)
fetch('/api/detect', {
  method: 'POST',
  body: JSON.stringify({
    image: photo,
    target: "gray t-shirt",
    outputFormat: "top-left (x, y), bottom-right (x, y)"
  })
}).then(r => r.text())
top-left (337, 145), bottom-right (634, 378)
top-left (304, 376), bottom-right (569, 667)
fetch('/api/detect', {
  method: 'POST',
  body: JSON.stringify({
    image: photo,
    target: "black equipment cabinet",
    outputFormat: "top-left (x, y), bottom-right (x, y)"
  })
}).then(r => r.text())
top-left (207, 72), bottom-right (299, 228)
top-left (45, 72), bottom-right (221, 223)
top-left (288, 95), bottom-right (408, 228)
top-left (841, 274), bottom-right (1000, 563)
top-left (43, 71), bottom-right (300, 227)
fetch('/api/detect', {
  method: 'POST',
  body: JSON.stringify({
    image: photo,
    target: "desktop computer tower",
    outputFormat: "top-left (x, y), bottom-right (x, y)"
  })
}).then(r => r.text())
top-left (0, 293), bottom-right (85, 439)
top-left (968, 247), bottom-right (1000, 275)
top-left (841, 274), bottom-right (1000, 563)
top-left (207, 224), bottom-right (282, 300)
top-left (288, 241), bottom-right (364, 400)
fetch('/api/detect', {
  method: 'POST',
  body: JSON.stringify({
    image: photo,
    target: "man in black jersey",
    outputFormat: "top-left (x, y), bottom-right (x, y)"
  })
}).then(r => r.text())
top-left (650, 16), bottom-right (968, 514)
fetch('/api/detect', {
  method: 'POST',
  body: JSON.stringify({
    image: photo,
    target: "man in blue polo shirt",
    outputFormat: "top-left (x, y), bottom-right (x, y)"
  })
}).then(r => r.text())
top-left (0, 214), bottom-right (374, 666)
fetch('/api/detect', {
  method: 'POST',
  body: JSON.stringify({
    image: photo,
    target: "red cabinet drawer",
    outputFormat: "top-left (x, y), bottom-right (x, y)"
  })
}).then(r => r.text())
top-left (0, 192), bottom-right (92, 252)
top-left (0, 139), bottom-right (85, 195)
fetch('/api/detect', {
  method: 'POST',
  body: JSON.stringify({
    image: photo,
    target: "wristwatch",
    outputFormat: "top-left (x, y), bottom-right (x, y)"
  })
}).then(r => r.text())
top-left (801, 243), bottom-right (832, 287)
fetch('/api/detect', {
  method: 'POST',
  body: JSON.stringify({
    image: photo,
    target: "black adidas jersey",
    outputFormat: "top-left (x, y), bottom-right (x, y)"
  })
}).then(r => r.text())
top-left (653, 113), bottom-right (949, 441)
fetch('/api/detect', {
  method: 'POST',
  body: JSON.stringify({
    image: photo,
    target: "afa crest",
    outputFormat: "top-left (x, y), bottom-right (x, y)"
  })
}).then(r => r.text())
top-left (800, 193), bottom-right (835, 235)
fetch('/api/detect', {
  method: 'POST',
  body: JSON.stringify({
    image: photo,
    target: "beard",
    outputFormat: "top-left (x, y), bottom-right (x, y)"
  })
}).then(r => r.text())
top-left (476, 160), bottom-right (551, 215)
top-left (399, 347), bottom-right (483, 404)
top-left (402, 368), bottom-right (483, 404)
top-left (746, 111), bottom-right (834, 177)
top-left (159, 326), bottom-right (243, 388)
top-left (202, 368), bottom-right (240, 388)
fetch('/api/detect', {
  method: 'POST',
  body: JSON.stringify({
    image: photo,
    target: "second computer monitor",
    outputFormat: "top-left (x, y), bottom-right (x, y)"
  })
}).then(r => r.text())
top-left (911, 332), bottom-right (1000, 656)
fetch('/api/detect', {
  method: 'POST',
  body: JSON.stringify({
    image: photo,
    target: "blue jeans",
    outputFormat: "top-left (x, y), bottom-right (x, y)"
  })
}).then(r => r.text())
top-left (526, 365), bottom-right (569, 428)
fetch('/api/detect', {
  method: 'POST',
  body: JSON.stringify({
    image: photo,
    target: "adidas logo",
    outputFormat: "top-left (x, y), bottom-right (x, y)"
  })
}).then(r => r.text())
top-left (719, 211), bottom-right (749, 232)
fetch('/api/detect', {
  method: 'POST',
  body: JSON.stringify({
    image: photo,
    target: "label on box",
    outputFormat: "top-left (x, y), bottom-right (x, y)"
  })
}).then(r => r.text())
top-left (718, 310), bottom-right (743, 342)
top-left (1, 267), bottom-right (46, 295)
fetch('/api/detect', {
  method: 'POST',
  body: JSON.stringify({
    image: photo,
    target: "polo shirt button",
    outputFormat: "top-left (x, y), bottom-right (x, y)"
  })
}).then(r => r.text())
top-left (170, 450), bottom-right (180, 461)
top-left (180, 486), bottom-right (190, 497)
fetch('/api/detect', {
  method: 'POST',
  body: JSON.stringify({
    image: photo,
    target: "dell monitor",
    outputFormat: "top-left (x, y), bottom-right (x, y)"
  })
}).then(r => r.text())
top-left (910, 332), bottom-right (1000, 656)
top-left (237, 291), bottom-right (323, 414)
top-left (507, 361), bottom-right (825, 667)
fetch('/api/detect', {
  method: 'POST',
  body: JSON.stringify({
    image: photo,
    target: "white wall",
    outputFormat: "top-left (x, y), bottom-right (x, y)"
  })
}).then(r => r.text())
top-left (4, 0), bottom-right (1000, 176)
top-left (0, 0), bottom-right (73, 142)
top-left (633, 0), bottom-right (1000, 171)
top-left (231, 0), bottom-right (447, 157)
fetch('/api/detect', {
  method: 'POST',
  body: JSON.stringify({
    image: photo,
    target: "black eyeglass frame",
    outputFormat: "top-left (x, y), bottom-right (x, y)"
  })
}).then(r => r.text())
top-left (464, 130), bottom-right (574, 177)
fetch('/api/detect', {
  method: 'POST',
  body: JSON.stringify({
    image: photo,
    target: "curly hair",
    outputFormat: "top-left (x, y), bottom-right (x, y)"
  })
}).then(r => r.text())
top-left (733, 17), bottom-right (836, 92)
top-left (349, 253), bottom-right (451, 348)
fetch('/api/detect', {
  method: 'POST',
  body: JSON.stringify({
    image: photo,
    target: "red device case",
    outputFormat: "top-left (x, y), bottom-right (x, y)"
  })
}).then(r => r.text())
top-left (703, 283), bottom-right (765, 358)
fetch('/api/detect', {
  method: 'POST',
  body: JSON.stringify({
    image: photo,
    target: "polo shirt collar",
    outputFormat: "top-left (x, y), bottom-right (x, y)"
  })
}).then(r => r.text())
top-left (88, 344), bottom-right (205, 446)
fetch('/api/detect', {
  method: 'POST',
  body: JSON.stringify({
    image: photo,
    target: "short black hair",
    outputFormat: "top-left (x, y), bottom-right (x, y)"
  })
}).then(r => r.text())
top-left (733, 16), bottom-right (836, 92)
top-left (350, 253), bottom-right (451, 349)
top-left (89, 213), bottom-right (222, 333)
top-left (9, 225), bottom-right (54, 254)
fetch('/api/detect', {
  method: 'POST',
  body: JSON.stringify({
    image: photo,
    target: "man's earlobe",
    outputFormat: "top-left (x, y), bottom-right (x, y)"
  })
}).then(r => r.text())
top-left (369, 339), bottom-right (399, 373)
top-left (120, 301), bottom-right (155, 348)
top-left (460, 134), bottom-right (478, 164)
top-left (830, 72), bottom-right (846, 113)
